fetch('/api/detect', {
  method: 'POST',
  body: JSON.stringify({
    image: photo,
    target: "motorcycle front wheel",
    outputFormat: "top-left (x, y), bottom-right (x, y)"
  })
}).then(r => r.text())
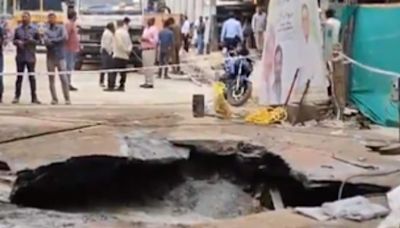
top-left (226, 80), bottom-right (253, 107)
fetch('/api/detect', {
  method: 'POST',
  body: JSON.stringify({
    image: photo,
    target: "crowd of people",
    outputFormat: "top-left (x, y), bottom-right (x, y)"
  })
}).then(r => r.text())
top-left (0, 6), bottom-right (268, 105)
top-left (0, 11), bottom-right (81, 105)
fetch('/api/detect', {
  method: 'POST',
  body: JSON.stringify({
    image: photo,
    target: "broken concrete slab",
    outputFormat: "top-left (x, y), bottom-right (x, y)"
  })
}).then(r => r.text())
top-left (194, 210), bottom-right (317, 228)
top-left (0, 203), bottom-right (124, 228)
top-left (0, 116), bottom-right (87, 143)
top-left (294, 207), bottom-right (331, 221)
top-left (378, 185), bottom-right (400, 228)
top-left (168, 133), bottom-right (259, 156)
top-left (120, 131), bottom-right (189, 163)
top-left (321, 196), bottom-right (389, 221)
top-left (0, 126), bottom-right (121, 171)
top-left (376, 143), bottom-right (400, 155)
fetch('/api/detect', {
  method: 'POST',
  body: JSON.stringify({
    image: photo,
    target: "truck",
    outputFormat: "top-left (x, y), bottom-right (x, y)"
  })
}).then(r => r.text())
top-left (75, 0), bottom-right (144, 70)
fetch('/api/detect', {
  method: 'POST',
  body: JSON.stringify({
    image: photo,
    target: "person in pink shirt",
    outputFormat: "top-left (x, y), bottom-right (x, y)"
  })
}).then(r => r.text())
top-left (140, 17), bottom-right (158, 89)
top-left (64, 11), bottom-right (80, 91)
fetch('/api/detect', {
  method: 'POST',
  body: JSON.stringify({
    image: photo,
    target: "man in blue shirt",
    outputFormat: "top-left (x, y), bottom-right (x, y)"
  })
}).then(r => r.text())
top-left (157, 19), bottom-right (174, 79)
top-left (220, 12), bottom-right (243, 51)
top-left (44, 13), bottom-right (70, 105)
top-left (13, 12), bottom-right (41, 104)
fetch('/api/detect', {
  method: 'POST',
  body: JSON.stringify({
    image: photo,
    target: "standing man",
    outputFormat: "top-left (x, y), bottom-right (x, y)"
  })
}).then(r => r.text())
top-left (220, 12), bottom-right (243, 51)
top-left (0, 22), bottom-right (4, 103)
top-left (204, 17), bottom-right (211, 54)
top-left (145, 1), bottom-right (155, 13)
top-left (181, 15), bottom-right (190, 52)
top-left (242, 18), bottom-right (253, 49)
top-left (0, 21), bottom-right (6, 104)
top-left (157, 19), bottom-right (174, 79)
top-left (324, 8), bottom-right (341, 60)
top-left (195, 16), bottom-right (206, 55)
top-left (105, 20), bottom-right (132, 92)
top-left (123, 17), bottom-right (131, 30)
top-left (44, 13), bottom-right (70, 105)
top-left (99, 22), bottom-right (115, 87)
top-left (324, 8), bottom-right (341, 98)
top-left (168, 17), bottom-right (182, 74)
top-left (140, 17), bottom-right (158, 89)
top-left (13, 12), bottom-right (41, 104)
top-left (251, 6), bottom-right (267, 52)
top-left (64, 10), bottom-right (79, 91)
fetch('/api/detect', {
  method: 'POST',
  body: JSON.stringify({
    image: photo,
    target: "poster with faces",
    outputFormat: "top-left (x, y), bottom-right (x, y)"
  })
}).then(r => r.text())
top-left (259, 0), bottom-right (328, 106)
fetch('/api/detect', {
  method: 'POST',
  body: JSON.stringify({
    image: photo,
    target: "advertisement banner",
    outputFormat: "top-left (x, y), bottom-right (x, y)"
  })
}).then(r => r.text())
top-left (259, 0), bottom-right (327, 105)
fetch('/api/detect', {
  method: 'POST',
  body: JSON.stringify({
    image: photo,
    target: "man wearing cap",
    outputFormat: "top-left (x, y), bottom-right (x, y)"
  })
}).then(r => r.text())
top-left (43, 12), bottom-right (70, 105)
top-left (12, 11), bottom-right (41, 104)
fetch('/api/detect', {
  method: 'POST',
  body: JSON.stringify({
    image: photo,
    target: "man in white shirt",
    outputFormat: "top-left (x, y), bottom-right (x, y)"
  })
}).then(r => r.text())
top-left (324, 9), bottom-right (341, 61)
top-left (181, 15), bottom-right (191, 52)
top-left (252, 7), bottom-right (267, 52)
top-left (105, 20), bottom-right (133, 92)
top-left (324, 8), bottom-right (341, 98)
top-left (99, 22), bottom-right (115, 87)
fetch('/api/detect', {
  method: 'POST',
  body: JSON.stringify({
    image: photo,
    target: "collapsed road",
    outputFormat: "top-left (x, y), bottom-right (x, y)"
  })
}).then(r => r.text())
top-left (0, 119), bottom-right (399, 228)
top-left (0, 131), bottom-right (390, 225)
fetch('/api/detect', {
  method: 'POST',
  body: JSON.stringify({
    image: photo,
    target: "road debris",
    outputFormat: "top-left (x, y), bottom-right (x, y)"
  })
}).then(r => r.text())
top-left (332, 154), bottom-right (379, 170)
top-left (379, 185), bottom-right (400, 228)
top-left (295, 196), bottom-right (389, 222)
top-left (245, 107), bottom-right (287, 125)
top-left (373, 143), bottom-right (400, 155)
top-left (294, 207), bottom-right (331, 221)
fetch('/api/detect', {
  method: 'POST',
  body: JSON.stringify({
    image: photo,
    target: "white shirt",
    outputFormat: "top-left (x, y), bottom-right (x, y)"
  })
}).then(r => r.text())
top-left (252, 12), bottom-right (267, 32)
top-left (113, 27), bottom-right (133, 60)
top-left (325, 18), bottom-right (341, 44)
top-left (181, 20), bottom-right (190, 35)
top-left (100, 29), bottom-right (114, 55)
top-left (204, 19), bottom-right (211, 44)
top-left (323, 18), bottom-right (341, 61)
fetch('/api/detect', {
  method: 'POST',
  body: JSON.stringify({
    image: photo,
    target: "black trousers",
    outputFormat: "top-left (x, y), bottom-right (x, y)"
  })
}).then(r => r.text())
top-left (0, 54), bottom-right (3, 101)
top-left (224, 37), bottom-right (240, 51)
top-left (15, 61), bottom-right (37, 101)
top-left (108, 58), bottom-right (128, 89)
top-left (158, 51), bottom-right (170, 78)
top-left (100, 50), bottom-right (113, 84)
top-left (182, 34), bottom-right (190, 52)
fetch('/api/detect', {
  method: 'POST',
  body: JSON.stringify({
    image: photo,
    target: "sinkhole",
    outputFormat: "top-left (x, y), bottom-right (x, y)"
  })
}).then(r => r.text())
top-left (8, 138), bottom-right (390, 222)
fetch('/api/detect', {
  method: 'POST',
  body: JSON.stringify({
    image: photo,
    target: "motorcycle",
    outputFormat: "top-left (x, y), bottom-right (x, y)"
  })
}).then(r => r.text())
top-left (220, 47), bottom-right (253, 107)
